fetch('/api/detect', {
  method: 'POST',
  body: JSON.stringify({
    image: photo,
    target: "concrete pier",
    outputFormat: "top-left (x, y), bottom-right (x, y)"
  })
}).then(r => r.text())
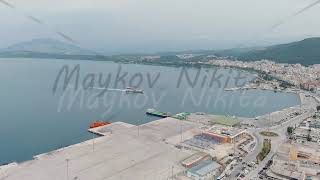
top-left (0, 118), bottom-right (197, 180)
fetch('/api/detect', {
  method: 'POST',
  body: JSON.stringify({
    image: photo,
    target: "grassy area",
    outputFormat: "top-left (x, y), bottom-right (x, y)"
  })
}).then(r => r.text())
top-left (259, 131), bottom-right (279, 137)
top-left (210, 115), bottom-right (240, 126)
top-left (257, 139), bottom-right (271, 162)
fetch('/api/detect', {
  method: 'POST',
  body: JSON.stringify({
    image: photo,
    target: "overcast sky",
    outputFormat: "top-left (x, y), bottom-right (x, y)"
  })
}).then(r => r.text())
top-left (0, 0), bottom-right (319, 54)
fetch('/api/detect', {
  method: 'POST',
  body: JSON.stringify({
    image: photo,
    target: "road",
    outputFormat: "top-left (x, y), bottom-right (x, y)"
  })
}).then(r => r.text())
top-left (226, 107), bottom-right (315, 180)
top-left (226, 130), bottom-right (262, 180)
top-left (245, 109), bottom-right (315, 180)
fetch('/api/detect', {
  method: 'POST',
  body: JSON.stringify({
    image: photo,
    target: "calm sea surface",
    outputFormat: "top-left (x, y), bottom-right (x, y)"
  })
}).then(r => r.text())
top-left (0, 58), bottom-right (300, 164)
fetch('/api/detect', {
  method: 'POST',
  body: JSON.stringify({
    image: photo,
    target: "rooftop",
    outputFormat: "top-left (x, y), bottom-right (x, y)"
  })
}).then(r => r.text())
top-left (270, 160), bottom-right (305, 180)
top-left (206, 125), bottom-right (246, 138)
top-left (187, 160), bottom-right (221, 177)
top-left (181, 152), bottom-right (208, 167)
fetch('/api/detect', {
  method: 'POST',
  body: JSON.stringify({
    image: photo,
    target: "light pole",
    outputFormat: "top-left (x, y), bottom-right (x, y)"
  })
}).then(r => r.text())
top-left (171, 166), bottom-right (174, 180)
top-left (268, 113), bottom-right (271, 132)
top-left (180, 119), bottom-right (183, 143)
top-left (92, 132), bottom-right (95, 152)
top-left (138, 118), bottom-right (141, 137)
top-left (91, 120), bottom-right (95, 152)
top-left (234, 140), bottom-right (236, 156)
top-left (66, 158), bottom-right (70, 180)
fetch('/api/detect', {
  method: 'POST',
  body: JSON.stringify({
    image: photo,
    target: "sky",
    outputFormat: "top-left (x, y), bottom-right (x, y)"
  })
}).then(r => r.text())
top-left (0, 0), bottom-right (320, 54)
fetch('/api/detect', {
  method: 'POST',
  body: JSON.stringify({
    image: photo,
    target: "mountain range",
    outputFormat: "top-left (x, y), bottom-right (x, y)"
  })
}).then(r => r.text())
top-left (0, 37), bottom-right (319, 65)
top-left (236, 37), bottom-right (320, 65)
top-left (0, 39), bottom-right (96, 56)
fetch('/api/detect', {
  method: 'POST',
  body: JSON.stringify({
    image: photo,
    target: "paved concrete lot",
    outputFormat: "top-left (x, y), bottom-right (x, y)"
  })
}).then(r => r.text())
top-left (0, 118), bottom-right (197, 180)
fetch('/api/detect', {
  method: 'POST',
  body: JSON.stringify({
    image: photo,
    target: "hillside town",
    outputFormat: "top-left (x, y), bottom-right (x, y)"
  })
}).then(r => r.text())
top-left (204, 59), bottom-right (320, 92)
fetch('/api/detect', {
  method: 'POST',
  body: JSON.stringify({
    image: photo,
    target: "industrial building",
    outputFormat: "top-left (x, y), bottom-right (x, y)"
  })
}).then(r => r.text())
top-left (202, 125), bottom-right (247, 143)
top-left (293, 118), bottom-right (320, 144)
top-left (269, 159), bottom-right (306, 180)
top-left (181, 153), bottom-right (209, 168)
top-left (289, 145), bottom-right (320, 164)
top-left (186, 160), bottom-right (221, 180)
top-left (269, 143), bottom-right (320, 179)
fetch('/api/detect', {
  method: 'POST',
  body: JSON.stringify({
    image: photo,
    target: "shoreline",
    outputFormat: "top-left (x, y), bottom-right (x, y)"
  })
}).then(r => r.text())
top-left (0, 117), bottom-right (198, 180)
top-left (0, 90), bottom-right (303, 167)
top-left (0, 90), bottom-right (311, 180)
top-left (0, 57), bottom-right (307, 167)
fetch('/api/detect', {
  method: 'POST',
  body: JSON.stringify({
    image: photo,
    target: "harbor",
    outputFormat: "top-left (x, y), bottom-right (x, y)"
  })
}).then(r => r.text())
top-left (1, 2), bottom-right (320, 179)
top-left (0, 59), bottom-right (303, 166)
top-left (0, 91), bottom-right (317, 180)
top-left (0, 118), bottom-right (199, 180)
top-left (0, 111), bottom-right (259, 180)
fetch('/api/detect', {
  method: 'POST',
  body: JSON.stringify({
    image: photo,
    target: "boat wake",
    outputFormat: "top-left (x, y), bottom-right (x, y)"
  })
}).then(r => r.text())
top-left (90, 87), bottom-right (126, 92)
top-left (90, 87), bottom-right (144, 94)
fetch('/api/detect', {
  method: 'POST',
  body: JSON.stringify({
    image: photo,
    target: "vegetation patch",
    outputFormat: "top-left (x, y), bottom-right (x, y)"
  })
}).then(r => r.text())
top-left (287, 127), bottom-right (294, 135)
top-left (257, 139), bottom-right (271, 162)
top-left (260, 131), bottom-right (278, 137)
top-left (210, 116), bottom-right (240, 127)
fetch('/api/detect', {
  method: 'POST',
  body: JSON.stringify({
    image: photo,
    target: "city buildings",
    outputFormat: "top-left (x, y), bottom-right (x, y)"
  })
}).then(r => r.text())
top-left (268, 143), bottom-right (320, 179)
top-left (293, 118), bottom-right (320, 144)
top-left (204, 59), bottom-right (320, 90)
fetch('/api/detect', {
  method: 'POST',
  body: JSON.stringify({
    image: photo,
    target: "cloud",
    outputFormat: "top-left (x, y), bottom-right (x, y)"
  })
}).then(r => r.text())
top-left (191, 35), bottom-right (210, 40)
top-left (271, 0), bottom-right (320, 29)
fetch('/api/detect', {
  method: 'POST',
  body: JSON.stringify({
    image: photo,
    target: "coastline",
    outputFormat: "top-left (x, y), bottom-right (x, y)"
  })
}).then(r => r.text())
top-left (0, 118), bottom-right (198, 180)
top-left (0, 57), bottom-right (307, 167)
top-left (0, 90), bottom-right (314, 180)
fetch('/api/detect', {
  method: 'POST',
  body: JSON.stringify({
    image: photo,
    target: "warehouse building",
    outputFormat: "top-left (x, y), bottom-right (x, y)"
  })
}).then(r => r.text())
top-left (186, 160), bottom-right (221, 180)
top-left (181, 152), bottom-right (209, 168)
top-left (202, 125), bottom-right (247, 143)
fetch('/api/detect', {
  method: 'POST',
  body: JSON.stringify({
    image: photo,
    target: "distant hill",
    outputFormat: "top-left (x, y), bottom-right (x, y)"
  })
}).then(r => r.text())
top-left (235, 38), bottom-right (320, 65)
top-left (0, 38), bottom-right (96, 56)
top-left (155, 38), bottom-right (320, 65)
top-left (0, 37), bottom-right (319, 65)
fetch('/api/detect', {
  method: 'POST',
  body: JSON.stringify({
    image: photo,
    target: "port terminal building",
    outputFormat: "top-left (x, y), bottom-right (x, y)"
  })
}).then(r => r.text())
top-left (186, 160), bottom-right (221, 180)
top-left (181, 152), bottom-right (209, 168)
top-left (202, 125), bottom-right (247, 143)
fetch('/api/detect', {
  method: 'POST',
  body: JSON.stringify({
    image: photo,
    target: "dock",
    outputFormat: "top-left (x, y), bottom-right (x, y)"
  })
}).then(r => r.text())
top-left (88, 122), bottom-right (135, 136)
top-left (224, 86), bottom-right (256, 91)
top-left (0, 118), bottom-right (198, 180)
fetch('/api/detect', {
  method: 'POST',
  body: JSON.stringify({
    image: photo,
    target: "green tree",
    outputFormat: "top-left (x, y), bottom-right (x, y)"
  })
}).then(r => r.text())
top-left (287, 127), bottom-right (294, 135)
top-left (307, 134), bottom-right (312, 141)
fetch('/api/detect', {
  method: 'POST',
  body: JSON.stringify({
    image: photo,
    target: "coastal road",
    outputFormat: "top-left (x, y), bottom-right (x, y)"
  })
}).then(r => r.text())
top-left (226, 130), bottom-right (262, 180)
top-left (227, 107), bottom-right (315, 180)
top-left (245, 109), bottom-right (315, 180)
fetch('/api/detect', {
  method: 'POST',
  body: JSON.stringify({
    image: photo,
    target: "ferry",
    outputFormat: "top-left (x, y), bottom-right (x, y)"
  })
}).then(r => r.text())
top-left (146, 108), bottom-right (172, 118)
top-left (125, 87), bottom-right (144, 94)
